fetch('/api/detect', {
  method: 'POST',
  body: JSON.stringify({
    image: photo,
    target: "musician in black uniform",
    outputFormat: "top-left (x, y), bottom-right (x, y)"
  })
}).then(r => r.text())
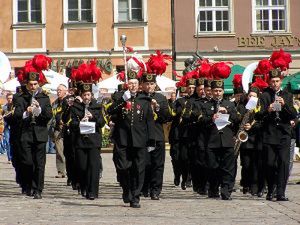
top-left (169, 86), bottom-right (186, 187)
top-left (14, 72), bottom-right (53, 199)
top-left (190, 78), bottom-right (209, 194)
top-left (256, 69), bottom-right (297, 201)
top-left (237, 87), bottom-right (264, 196)
top-left (4, 86), bottom-right (26, 192)
top-left (202, 80), bottom-right (239, 200)
top-left (177, 77), bottom-right (196, 190)
top-left (204, 79), bottom-right (212, 100)
top-left (70, 82), bottom-right (105, 200)
top-left (140, 73), bottom-right (170, 200)
top-left (107, 71), bottom-right (156, 208)
top-left (61, 80), bottom-right (78, 189)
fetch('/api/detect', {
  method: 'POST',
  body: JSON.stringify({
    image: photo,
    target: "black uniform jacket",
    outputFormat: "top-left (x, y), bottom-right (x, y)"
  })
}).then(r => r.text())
top-left (140, 92), bottom-right (170, 142)
top-left (14, 90), bottom-right (52, 143)
top-left (70, 99), bottom-right (105, 149)
top-left (256, 87), bottom-right (297, 145)
top-left (202, 98), bottom-right (240, 148)
top-left (107, 92), bottom-right (156, 148)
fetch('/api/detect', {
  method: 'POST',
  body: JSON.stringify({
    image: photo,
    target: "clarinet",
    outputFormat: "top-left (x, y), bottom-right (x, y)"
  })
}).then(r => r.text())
top-left (30, 92), bottom-right (36, 126)
top-left (274, 92), bottom-right (281, 125)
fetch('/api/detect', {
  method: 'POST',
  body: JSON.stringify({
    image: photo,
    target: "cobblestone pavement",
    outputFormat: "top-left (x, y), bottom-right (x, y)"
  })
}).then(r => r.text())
top-left (0, 153), bottom-right (299, 225)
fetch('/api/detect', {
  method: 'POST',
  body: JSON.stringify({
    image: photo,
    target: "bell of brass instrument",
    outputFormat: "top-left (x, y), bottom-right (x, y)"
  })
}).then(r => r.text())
top-left (234, 110), bottom-right (253, 155)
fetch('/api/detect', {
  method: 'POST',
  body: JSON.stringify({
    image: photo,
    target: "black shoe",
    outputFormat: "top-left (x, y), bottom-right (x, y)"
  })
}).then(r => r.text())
top-left (208, 191), bottom-right (220, 198)
top-left (130, 202), bottom-right (141, 208)
top-left (67, 180), bottom-right (72, 186)
top-left (242, 187), bottom-right (249, 194)
top-left (181, 182), bottom-right (186, 190)
top-left (33, 192), bottom-right (42, 199)
top-left (276, 196), bottom-right (289, 201)
top-left (26, 189), bottom-right (32, 197)
top-left (266, 193), bottom-right (274, 201)
top-left (151, 194), bottom-right (160, 200)
top-left (198, 190), bottom-right (208, 196)
top-left (88, 194), bottom-right (95, 200)
top-left (257, 191), bottom-right (264, 198)
top-left (143, 192), bottom-right (149, 198)
top-left (81, 189), bottom-right (86, 197)
top-left (186, 181), bottom-right (192, 188)
top-left (221, 193), bottom-right (232, 200)
top-left (122, 193), bottom-right (131, 203)
top-left (174, 178), bottom-right (180, 186)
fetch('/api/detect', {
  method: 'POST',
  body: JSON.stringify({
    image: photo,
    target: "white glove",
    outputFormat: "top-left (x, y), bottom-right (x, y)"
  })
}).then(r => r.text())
top-left (147, 146), bottom-right (156, 152)
top-left (122, 90), bottom-right (131, 101)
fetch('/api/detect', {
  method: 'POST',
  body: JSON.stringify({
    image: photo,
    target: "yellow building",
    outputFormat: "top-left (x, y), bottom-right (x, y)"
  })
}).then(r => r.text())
top-left (0, 0), bottom-right (172, 79)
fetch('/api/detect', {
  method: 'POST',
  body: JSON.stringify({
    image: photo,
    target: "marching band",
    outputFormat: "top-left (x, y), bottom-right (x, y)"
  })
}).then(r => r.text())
top-left (1, 48), bottom-right (299, 208)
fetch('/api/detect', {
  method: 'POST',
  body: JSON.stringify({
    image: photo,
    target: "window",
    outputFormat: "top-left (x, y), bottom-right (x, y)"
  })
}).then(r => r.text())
top-left (254, 0), bottom-right (287, 32)
top-left (118, 0), bottom-right (143, 22)
top-left (17, 0), bottom-right (41, 23)
top-left (197, 0), bottom-right (230, 32)
top-left (68, 0), bottom-right (92, 22)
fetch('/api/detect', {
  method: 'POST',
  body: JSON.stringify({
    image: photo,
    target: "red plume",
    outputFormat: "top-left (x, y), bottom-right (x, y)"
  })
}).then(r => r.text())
top-left (270, 49), bottom-right (292, 71)
top-left (89, 60), bottom-right (102, 82)
top-left (198, 61), bottom-right (212, 79)
top-left (117, 71), bottom-right (126, 82)
top-left (251, 77), bottom-right (268, 92)
top-left (176, 75), bottom-right (187, 88)
top-left (146, 50), bottom-right (172, 75)
top-left (32, 54), bottom-right (52, 71)
top-left (254, 59), bottom-right (273, 75)
top-left (184, 70), bottom-right (199, 80)
top-left (232, 74), bottom-right (243, 88)
top-left (126, 46), bottom-right (134, 52)
top-left (211, 62), bottom-right (232, 80)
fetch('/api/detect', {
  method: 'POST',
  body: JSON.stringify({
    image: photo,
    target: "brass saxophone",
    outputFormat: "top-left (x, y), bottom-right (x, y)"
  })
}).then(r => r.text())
top-left (234, 109), bottom-right (255, 155)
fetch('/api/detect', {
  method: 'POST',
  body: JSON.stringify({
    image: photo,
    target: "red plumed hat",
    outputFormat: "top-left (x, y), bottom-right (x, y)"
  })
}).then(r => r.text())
top-left (270, 48), bottom-right (292, 71)
top-left (32, 54), bottom-right (52, 71)
top-left (210, 62), bottom-right (232, 80)
top-left (70, 61), bottom-right (102, 83)
top-left (251, 77), bottom-right (268, 92)
top-left (146, 50), bottom-right (172, 75)
top-left (232, 74), bottom-right (242, 88)
top-left (198, 60), bottom-right (212, 79)
top-left (254, 59), bottom-right (273, 76)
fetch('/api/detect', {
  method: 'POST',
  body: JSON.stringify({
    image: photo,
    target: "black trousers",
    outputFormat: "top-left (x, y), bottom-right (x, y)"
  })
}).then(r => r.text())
top-left (178, 139), bottom-right (190, 185)
top-left (207, 147), bottom-right (235, 195)
top-left (170, 141), bottom-right (181, 181)
top-left (142, 141), bottom-right (165, 196)
top-left (63, 132), bottom-right (76, 185)
top-left (19, 141), bottom-right (46, 193)
top-left (263, 138), bottom-right (290, 196)
top-left (192, 146), bottom-right (208, 192)
top-left (240, 148), bottom-right (264, 193)
top-left (10, 134), bottom-right (22, 186)
top-left (114, 143), bottom-right (146, 203)
top-left (76, 147), bottom-right (101, 198)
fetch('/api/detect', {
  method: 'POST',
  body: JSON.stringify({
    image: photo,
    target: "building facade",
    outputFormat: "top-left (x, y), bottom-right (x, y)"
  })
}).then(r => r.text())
top-left (0, 0), bottom-right (172, 79)
top-left (174, 0), bottom-right (300, 74)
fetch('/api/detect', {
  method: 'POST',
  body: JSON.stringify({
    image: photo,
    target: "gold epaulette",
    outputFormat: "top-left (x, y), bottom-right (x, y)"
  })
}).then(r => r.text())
top-left (254, 105), bottom-right (261, 113)
top-left (153, 112), bottom-right (158, 121)
top-left (104, 102), bottom-right (113, 111)
top-left (168, 106), bottom-right (176, 117)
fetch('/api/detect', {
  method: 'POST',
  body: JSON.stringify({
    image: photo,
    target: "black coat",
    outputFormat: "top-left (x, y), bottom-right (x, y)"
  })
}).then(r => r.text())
top-left (107, 93), bottom-right (156, 148)
top-left (202, 98), bottom-right (240, 148)
top-left (140, 92), bottom-right (170, 142)
top-left (70, 99), bottom-right (105, 149)
top-left (13, 90), bottom-right (52, 143)
top-left (256, 88), bottom-right (297, 145)
top-left (168, 97), bottom-right (186, 143)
